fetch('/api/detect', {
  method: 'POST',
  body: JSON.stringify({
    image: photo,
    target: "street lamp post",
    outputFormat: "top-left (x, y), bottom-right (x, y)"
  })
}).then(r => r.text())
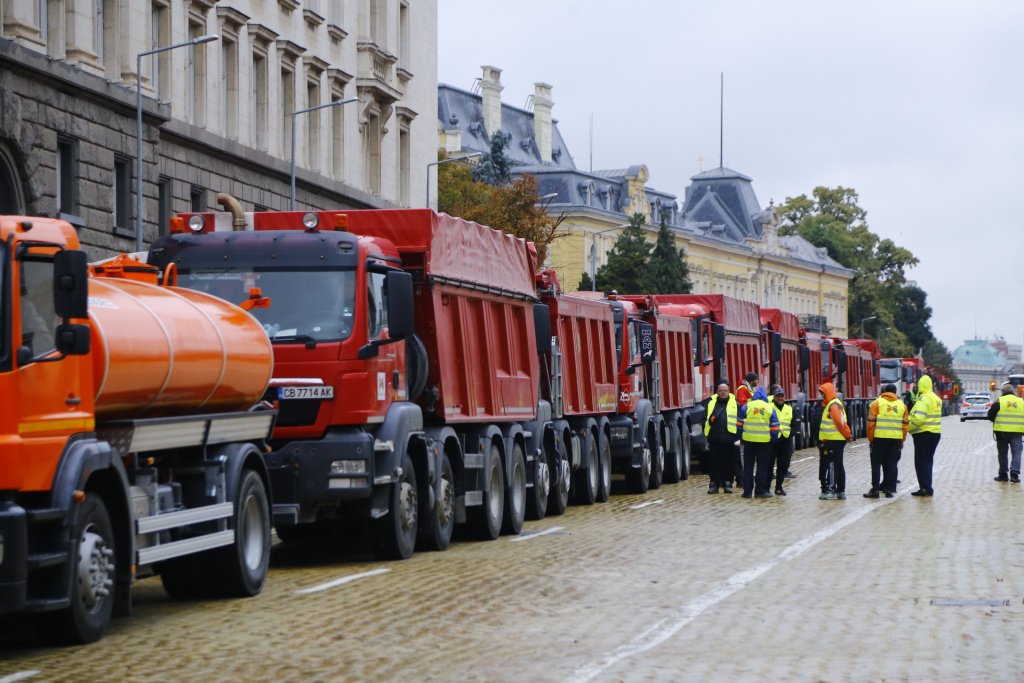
top-left (290, 97), bottom-right (358, 211)
top-left (733, 270), bottom-right (757, 299)
top-left (589, 224), bottom-right (629, 291)
top-left (859, 316), bottom-right (877, 339)
top-left (136, 33), bottom-right (218, 252)
top-left (425, 152), bottom-right (482, 209)
top-left (878, 327), bottom-right (891, 351)
top-left (764, 282), bottom-right (786, 307)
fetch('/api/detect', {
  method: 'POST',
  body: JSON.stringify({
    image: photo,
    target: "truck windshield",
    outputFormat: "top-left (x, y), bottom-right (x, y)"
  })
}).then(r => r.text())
top-left (176, 267), bottom-right (357, 342)
top-left (879, 363), bottom-right (900, 383)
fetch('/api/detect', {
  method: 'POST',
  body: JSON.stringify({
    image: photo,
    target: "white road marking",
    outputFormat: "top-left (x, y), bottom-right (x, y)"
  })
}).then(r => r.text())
top-left (791, 456), bottom-right (814, 464)
top-left (510, 526), bottom-right (565, 542)
top-left (565, 490), bottom-right (912, 683)
top-left (972, 443), bottom-right (992, 456)
top-left (294, 568), bottom-right (391, 595)
top-left (628, 500), bottom-right (664, 510)
top-left (0, 672), bottom-right (41, 683)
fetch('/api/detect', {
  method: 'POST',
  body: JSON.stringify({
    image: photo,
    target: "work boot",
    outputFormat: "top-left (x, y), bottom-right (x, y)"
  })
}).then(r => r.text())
top-left (884, 491), bottom-right (894, 498)
top-left (819, 492), bottom-right (837, 500)
top-left (741, 492), bottom-right (752, 499)
top-left (774, 487), bottom-right (787, 496)
top-left (863, 489), bottom-right (879, 499)
top-left (836, 492), bottom-right (847, 500)
top-left (994, 475), bottom-right (1009, 482)
top-left (911, 489), bottom-right (931, 497)
top-left (1012, 473), bottom-right (1021, 483)
top-left (785, 471), bottom-right (796, 479)
top-left (755, 491), bottom-right (774, 499)
top-left (708, 483), bottom-right (719, 494)
top-left (722, 482), bottom-right (733, 493)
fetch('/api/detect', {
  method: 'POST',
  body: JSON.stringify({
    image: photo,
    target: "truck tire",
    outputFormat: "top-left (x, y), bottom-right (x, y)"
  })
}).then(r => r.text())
top-left (209, 469), bottom-right (272, 597)
top-left (596, 436), bottom-right (612, 503)
top-left (680, 427), bottom-right (692, 480)
top-left (418, 453), bottom-right (455, 551)
top-left (626, 439), bottom-right (652, 495)
top-left (664, 426), bottom-right (683, 484)
top-left (405, 334), bottom-right (429, 403)
top-left (647, 427), bottom-right (665, 490)
top-left (37, 493), bottom-right (116, 644)
top-left (501, 443), bottom-right (527, 535)
top-left (469, 445), bottom-right (504, 540)
top-left (572, 434), bottom-right (599, 506)
top-left (526, 447), bottom-right (549, 521)
top-left (546, 439), bottom-right (570, 517)
top-left (373, 452), bottom-right (419, 559)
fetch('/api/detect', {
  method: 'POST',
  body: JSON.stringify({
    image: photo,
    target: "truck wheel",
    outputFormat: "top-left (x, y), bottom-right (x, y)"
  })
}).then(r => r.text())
top-left (210, 469), bottom-right (271, 597)
top-left (664, 426), bottom-right (683, 484)
top-left (470, 445), bottom-right (504, 540)
top-left (501, 444), bottom-right (527, 535)
top-left (418, 453), bottom-right (455, 551)
top-left (546, 439), bottom-right (570, 517)
top-left (526, 447), bottom-right (549, 521)
top-left (626, 441), bottom-right (651, 495)
top-left (572, 434), bottom-right (599, 506)
top-left (680, 427), bottom-right (692, 480)
top-left (374, 452), bottom-right (418, 559)
top-left (37, 493), bottom-right (116, 644)
top-left (596, 436), bottom-right (612, 503)
top-left (647, 429), bottom-right (664, 490)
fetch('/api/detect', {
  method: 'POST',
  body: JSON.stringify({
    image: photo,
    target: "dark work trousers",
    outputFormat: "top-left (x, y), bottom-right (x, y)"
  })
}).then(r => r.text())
top-left (742, 441), bottom-right (773, 495)
top-left (871, 439), bottom-right (903, 492)
top-left (707, 441), bottom-right (738, 487)
top-left (734, 444), bottom-right (744, 486)
top-left (819, 440), bottom-right (847, 493)
top-left (771, 436), bottom-right (793, 491)
top-left (995, 432), bottom-right (1023, 477)
top-left (912, 431), bottom-right (941, 494)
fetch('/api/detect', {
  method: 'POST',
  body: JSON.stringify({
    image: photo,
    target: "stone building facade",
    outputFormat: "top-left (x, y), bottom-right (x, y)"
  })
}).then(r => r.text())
top-left (438, 67), bottom-right (852, 336)
top-left (0, 0), bottom-right (437, 260)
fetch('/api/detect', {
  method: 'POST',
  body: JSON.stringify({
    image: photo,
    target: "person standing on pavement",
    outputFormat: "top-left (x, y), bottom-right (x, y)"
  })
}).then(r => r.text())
top-left (737, 386), bottom-right (780, 498)
top-left (733, 372), bottom-right (759, 487)
top-left (908, 375), bottom-right (942, 496)
top-left (987, 382), bottom-right (1024, 483)
top-left (864, 383), bottom-right (908, 498)
top-left (704, 380), bottom-right (739, 494)
top-left (818, 382), bottom-right (853, 500)
top-left (769, 386), bottom-right (794, 496)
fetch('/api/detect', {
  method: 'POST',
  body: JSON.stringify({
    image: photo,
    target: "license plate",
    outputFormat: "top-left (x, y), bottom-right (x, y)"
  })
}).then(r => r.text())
top-left (278, 385), bottom-right (334, 400)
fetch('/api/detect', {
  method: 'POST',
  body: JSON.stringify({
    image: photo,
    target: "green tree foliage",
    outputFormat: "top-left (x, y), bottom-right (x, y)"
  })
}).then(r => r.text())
top-left (646, 216), bottom-right (692, 295)
top-left (578, 270), bottom-right (594, 291)
top-left (594, 213), bottom-right (652, 294)
top-left (472, 131), bottom-right (513, 186)
top-left (437, 150), bottom-right (558, 268)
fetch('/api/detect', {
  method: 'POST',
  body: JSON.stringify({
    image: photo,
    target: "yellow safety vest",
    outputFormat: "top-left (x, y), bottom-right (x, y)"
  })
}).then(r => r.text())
top-left (743, 399), bottom-right (773, 443)
top-left (994, 394), bottom-right (1024, 433)
top-left (872, 397), bottom-right (906, 439)
top-left (909, 393), bottom-right (942, 434)
top-left (704, 394), bottom-right (738, 436)
top-left (819, 398), bottom-right (848, 441)
top-left (775, 403), bottom-right (793, 439)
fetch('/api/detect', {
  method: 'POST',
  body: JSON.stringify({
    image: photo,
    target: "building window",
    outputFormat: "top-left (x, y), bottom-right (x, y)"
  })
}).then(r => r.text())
top-left (221, 38), bottom-right (238, 137)
top-left (281, 67), bottom-right (294, 159)
top-left (190, 185), bottom-right (205, 212)
top-left (306, 79), bottom-right (320, 172)
top-left (56, 137), bottom-right (76, 217)
top-left (399, 128), bottom-right (410, 205)
top-left (253, 54), bottom-right (268, 149)
top-left (399, 2), bottom-right (409, 69)
top-left (157, 176), bottom-right (171, 236)
top-left (187, 21), bottom-right (209, 126)
top-left (113, 156), bottom-right (131, 234)
top-left (151, 2), bottom-right (171, 100)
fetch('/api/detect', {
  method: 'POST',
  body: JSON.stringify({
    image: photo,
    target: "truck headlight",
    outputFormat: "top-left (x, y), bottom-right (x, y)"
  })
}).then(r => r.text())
top-left (330, 460), bottom-right (366, 474)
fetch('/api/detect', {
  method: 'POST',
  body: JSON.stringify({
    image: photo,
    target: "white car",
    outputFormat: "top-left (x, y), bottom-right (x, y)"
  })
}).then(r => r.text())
top-left (960, 394), bottom-right (992, 421)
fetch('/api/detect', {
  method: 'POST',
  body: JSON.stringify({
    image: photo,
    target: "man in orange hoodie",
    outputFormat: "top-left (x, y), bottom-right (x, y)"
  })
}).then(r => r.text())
top-left (864, 383), bottom-right (909, 498)
top-left (818, 382), bottom-right (853, 499)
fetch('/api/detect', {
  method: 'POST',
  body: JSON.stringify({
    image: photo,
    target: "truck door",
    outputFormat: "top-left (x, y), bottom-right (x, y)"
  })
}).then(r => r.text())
top-left (366, 267), bottom-right (403, 418)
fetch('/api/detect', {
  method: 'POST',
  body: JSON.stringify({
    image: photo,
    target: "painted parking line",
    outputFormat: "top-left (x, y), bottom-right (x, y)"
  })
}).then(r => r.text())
top-left (0, 672), bottom-right (41, 683)
top-left (628, 500), bottom-right (664, 510)
top-left (294, 568), bottom-right (391, 595)
top-left (565, 489), bottom-right (912, 683)
top-left (510, 526), bottom-right (565, 542)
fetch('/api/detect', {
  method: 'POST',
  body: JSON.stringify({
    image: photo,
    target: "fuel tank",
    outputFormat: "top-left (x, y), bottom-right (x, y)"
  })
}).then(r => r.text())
top-left (88, 277), bottom-right (273, 419)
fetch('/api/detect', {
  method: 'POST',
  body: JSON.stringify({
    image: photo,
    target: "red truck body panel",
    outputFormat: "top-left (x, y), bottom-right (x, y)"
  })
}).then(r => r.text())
top-left (843, 339), bottom-right (881, 400)
top-left (620, 296), bottom-right (695, 411)
top-left (544, 290), bottom-right (619, 416)
top-left (760, 309), bottom-right (800, 398)
top-left (800, 330), bottom-right (826, 395)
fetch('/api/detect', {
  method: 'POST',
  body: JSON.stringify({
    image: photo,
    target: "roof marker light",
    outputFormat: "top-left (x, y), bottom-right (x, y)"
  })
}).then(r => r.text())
top-left (302, 212), bottom-right (320, 229)
top-left (188, 215), bottom-right (206, 232)
top-left (334, 214), bottom-right (348, 230)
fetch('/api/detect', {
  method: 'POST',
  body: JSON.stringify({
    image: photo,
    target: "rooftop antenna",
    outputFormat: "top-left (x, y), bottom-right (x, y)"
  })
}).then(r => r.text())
top-left (719, 72), bottom-right (724, 169)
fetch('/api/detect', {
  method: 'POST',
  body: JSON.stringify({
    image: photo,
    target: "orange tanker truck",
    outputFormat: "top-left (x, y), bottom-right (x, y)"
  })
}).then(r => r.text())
top-left (0, 217), bottom-right (277, 644)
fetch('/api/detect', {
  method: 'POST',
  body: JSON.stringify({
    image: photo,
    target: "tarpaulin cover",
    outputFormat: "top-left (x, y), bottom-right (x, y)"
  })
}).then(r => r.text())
top-left (651, 295), bottom-right (761, 334)
top-left (343, 209), bottom-right (536, 298)
top-left (760, 308), bottom-right (800, 341)
top-left (843, 338), bottom-right (881, 358)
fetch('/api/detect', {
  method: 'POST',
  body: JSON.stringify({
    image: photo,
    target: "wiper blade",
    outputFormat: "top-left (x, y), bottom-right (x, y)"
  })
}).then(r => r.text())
top-left (271, 334), bottom-right (315, 343)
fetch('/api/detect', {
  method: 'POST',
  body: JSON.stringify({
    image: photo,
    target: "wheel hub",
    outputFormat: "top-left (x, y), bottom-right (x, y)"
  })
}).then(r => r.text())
top-left (557, 458), bottom-right (570, 496)
top-left (537, 460), bottom-right (550, 497)
top-left (241, 492), bottom-right (265, 571)
top-left (398, 480), bottom-right (418, 533)
top-left (438, 476), bottom-right (455, 527)
top-left (78, 525), bottom-right (114, 613)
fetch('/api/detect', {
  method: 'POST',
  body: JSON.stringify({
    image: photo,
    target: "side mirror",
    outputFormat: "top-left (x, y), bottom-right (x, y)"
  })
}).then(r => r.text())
top-left (639, 322), bottom-right (656, 363)
top-left (712, 323), bottom-right (726, 361)
top-left (56, 323), bottom-right (91, 356)
top-left (53, 249), bottom-right (89, 319)
top-left (770, 332), bottom-right (782, 363)
top-left (799, 345), bottom-right (810, 372)
top-left (533, 304), bottom-right (551, 355)
top-left (837, 350), bottom-right (848, 374)
top-left (385, 270), bottom-right (414, 339)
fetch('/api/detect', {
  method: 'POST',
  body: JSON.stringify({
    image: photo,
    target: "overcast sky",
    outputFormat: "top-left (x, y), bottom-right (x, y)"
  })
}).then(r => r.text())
top-left (438, 0), bottom-right (1024, 353)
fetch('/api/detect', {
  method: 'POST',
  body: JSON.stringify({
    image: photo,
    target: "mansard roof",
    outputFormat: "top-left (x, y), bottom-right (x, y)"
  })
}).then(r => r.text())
top-left (682, 165), bottom-right (763, 239)
top-left (952, 339), bottom-right (1009, 368)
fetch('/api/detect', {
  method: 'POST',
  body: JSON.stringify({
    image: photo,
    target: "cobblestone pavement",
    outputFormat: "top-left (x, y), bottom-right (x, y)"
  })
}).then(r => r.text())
top-left (3, 418), bottom-right (1023, 682)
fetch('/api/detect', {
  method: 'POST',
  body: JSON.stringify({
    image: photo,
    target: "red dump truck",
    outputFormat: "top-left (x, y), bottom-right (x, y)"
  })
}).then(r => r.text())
top-left (1, 217), bottom-right (277, 644)
top-left (839, 339), bottom-right (881, 437)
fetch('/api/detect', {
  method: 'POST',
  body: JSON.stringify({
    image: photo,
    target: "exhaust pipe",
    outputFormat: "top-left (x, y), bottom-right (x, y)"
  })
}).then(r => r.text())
top-left (217, 193), bottom-right (247, 231)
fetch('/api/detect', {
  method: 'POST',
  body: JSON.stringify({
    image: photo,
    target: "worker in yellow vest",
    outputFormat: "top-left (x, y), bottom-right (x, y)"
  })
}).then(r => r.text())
top-left (818, 382), bottom-right (853, 500)
top-left (864, 383), bottom-right (909, 498)
top-left (704, 379), bottom-right (739, 494)
top-left (908, 375), bottom-right (942, 496)
top-left (737, 385), bottom-right (780, 498)
top-left (987, 382), bottom-right (1024, 483)
top-left (769, 385), bottom-right (794, 496)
